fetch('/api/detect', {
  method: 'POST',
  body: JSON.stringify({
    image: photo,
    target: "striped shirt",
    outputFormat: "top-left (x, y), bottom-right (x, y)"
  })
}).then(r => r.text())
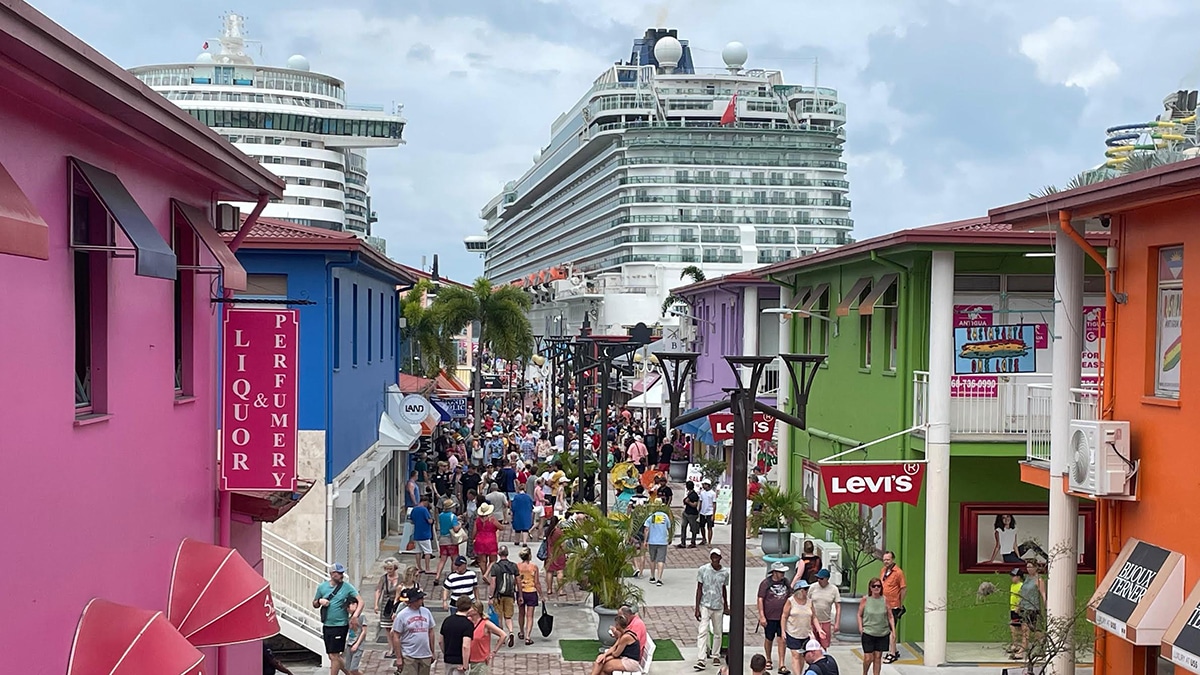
top-left (443, 570), bottom-right (478, 601)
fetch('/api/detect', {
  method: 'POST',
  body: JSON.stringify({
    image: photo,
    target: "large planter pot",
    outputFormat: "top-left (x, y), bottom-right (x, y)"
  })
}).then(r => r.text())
top-left (836, 595), bottom-right (862, 641)
top-left (669, 459), bottom-right (689, 482)
top-left (594, 605), bottom-right (620, 646)
top-left (759, 527), bottom-right (790, 556)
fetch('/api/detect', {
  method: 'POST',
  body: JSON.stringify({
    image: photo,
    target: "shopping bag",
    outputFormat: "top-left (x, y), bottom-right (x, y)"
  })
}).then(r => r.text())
top-left (488, 604), bottom-right (501, 627)
top-left (537, 604), bottom-right (554, 637)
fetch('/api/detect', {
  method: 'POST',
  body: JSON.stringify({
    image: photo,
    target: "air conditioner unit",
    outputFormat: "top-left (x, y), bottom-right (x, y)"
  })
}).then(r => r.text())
top-left (1068, 419), bottom-right (1132, 497)
top-left (215, 203), bottom-right (240, 232)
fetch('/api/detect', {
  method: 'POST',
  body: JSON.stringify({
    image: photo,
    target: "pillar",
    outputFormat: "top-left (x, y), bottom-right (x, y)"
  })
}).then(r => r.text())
top-left (1049, 216), bottom-right (1083, 674)
top-left (776, 286), bottom-right (792, 489)
top-left (924, 250), bottom-right (954, 666)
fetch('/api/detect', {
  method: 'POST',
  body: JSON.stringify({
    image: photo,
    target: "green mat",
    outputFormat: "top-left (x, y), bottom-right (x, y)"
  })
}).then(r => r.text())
top-left (558, 638), bottom-right (684, 662)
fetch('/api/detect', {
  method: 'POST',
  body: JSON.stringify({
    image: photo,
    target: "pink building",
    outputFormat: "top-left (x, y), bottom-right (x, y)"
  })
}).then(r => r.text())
top-left (0, 3), bottom-right (285, 674)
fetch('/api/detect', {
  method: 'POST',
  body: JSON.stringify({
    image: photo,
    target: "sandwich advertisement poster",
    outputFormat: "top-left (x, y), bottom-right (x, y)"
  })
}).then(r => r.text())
top-left (953, 324), bottom-right (1037, 375)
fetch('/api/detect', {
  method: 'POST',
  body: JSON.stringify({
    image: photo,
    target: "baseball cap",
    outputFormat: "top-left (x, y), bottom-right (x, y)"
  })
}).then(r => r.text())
top-left (330, 563), bottom-right (347, 574)
top-left (769, 562), bottom-right (788, 573)
top-left (804, 639), bottom-right (823, 653)
top-left (454, 555), bottom-right (469, 566)
top-left (793, 580), bottom-right (809, 590)
top-left (710, 548), bottom-right (722, 557)
top-left (816, 569), bottom-right (831, 579)
top-left (1011, 567), bottom-right (1024, 576)
top-left (701, 478), bottom-right (712, 485)
top-left (401, 588), bottom-right (426, 602)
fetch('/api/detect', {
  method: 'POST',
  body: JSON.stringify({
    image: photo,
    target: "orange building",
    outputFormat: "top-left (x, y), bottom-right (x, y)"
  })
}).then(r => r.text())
top-left (990, 159), bottom-right (1200, 675)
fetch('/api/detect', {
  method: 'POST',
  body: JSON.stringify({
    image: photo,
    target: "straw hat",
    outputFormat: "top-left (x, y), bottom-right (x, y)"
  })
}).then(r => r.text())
top-left (478, 503), bottom-right (495, 517)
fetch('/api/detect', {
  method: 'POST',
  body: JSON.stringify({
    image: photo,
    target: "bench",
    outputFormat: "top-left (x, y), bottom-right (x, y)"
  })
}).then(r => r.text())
top-left (614, 633), bottom-right (656, 675)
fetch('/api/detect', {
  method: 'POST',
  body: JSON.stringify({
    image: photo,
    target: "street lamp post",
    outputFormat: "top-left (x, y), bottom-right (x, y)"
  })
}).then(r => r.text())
top-left (543, 337), bottom-right (571, 435)
top-left (587, 323), bottom-right (653, 514)
top-left (656, 352), bottom-right (825, 675)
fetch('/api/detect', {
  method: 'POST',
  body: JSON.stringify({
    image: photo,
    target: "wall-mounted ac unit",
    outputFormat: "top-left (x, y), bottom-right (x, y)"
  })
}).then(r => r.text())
top-left (216, 203), bottom-right (240, 232)
top-left (1068, 419), bottom-right (1133, 497)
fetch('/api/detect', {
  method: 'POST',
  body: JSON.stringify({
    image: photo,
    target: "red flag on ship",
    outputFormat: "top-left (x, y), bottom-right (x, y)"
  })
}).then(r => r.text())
top-left (720, 93), bottom-right (737, 126)
top-left (202, 41), bottom-right (209, 50)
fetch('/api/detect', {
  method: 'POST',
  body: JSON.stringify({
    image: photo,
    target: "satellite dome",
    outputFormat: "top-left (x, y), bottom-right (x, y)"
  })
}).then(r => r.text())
top-left (195, 52), bottom-right (214, 63)
top-left (286, 54), bottom-right (311, 71)
top-left (653, 36), bottom-right (683, 71)
top-left (722, 41), bottom-right (748, 70)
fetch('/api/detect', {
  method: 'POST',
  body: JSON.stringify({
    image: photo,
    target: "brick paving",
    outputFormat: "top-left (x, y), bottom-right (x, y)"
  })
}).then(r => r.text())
top-left (640, 604), bottom-right (763, 644)
top-left (353, 648), bottom-right (594, 675)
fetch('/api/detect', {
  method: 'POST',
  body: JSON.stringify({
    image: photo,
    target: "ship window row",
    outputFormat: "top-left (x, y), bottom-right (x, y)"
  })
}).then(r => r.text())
top-left (224, 134), bottom-right (326, 149)
top-left (489, 194), bottom-right (623, 259)
top-left (255, 72), bottom-right (344, 99)
top-left (622, 133), bottom-right (838, 153)
top-left (281, 176), bottom-right (345, 190)
top-left (590, 94), bottom-right (658, 112)
top-left (283, 196), bottom-right (343, 209)
top-left (621, 172), bottom-right (850, 190)
top-left (286, 218), bottom-right (343, 230)
top-left (187, 109), bottom-right (403, 139)
top-left (623, 213), bottom-right (853, 228)
top-left (248, 155), bottom-right (343, 170)
top-left (502, 155), bottom-right (620, 226)
top-left (162, 90), bottom-right (342, 108)
top-left (624, 189), bottom-right (849, 208)
top-left (493, 178), bottom-right (622, 248)
top-left (622, 155), bottom-right (846, 170)
top-left (136, 68), bottom-right (192, 87)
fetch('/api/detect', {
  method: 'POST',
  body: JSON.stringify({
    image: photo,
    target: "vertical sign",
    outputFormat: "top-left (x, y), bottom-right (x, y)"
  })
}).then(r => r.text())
top-left (221, 308), bottom-right (299, 491)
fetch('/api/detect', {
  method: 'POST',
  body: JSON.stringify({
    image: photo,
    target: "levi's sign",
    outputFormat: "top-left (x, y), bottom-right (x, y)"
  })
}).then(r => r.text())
top-left (708, 412), bottom-right (776, 442)
top-left (821, 462), bottom-right (926, 507)
top-left (220, 308), bottom-right (299, 492)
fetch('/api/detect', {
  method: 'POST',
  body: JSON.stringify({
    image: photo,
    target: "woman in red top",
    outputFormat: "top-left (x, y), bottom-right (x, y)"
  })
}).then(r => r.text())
top-left (468, 601), bottom-right (507, 674)
top-left (543, 515), bottom-right (568, 596)
top-left (475, 502), bottom-right (501, 578)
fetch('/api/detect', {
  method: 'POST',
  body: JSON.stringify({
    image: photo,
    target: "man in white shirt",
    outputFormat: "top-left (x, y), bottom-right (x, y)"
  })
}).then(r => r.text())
top-left (698, 479), bottom-right (717, 546)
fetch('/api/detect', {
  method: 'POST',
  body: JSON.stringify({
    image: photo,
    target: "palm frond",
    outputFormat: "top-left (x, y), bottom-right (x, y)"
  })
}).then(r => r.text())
top-left (554, 504), bottom-right (644, 609)
top-left (1119, 149), bottom-right (1188, 175)
top-left (679, 265), bottom-right (706, 284)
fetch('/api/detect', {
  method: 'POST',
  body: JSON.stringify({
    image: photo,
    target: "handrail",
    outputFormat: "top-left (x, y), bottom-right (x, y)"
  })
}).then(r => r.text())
top-left (263, 530), bottom-right (330, 577)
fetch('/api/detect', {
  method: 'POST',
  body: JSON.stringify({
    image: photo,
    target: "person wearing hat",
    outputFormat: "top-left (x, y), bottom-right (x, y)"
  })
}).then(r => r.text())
top-left (443, 556), bottom-right (479, 611)
top-left (698, 479), bottom-right (717, 546)
top-left (757, 562), bottom-right (791, 673)
top-left (627, 434), bottom-right (648, 471)
top-left (391, 588), bottom-right (436, 675)
top-left (802, 638), bottom-right (839, 675)
top-left (475, 501), bottom-right (501, 575)
top-left (781, 580), bottom-right (824, 675)
top-left (435, 499), bottom-right (463, 579)
top-left (694, 548), bottom-right (730, 671)
top-left (313, 563), bottom-right (360, 675)
top-left (808, 569), bottom-right (840, 650)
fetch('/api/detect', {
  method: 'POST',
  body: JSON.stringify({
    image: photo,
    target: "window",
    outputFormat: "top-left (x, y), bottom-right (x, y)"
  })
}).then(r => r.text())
top-left (352, 283), bottom-right (360, 366)
top-left (860, 314), bottom-right (872, 369)
top-left (801, 317), bottom-right (812, 354)
top-left (333, 278), bottom-right (342, 369)
top-left (379, 292), bottom-right (385, 361)
top-left (172, 213), bottom-right (197, 396)
top-left (884, 285), bottom-right (899, 371)
top-left (214, 66), bottom-right (233, 85)
top-left (389, 295), bottom-right (395, 357)
top-left (367, 288), bottom-right (374, 363)
top-left (72, 191), bottom-right (110, 415)
top-left (1154, 246), bottom-right (1183, 398)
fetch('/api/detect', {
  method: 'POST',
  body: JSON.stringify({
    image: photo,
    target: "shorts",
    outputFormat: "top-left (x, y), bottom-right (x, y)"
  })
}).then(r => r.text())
top-left (322, 624), bottom-right (350, 654)
top-left (785, 633), bottom-right (810, 651)
top-left (414, 539), bottom-right (434, 555)
top-left (699, 514), bottom-right (714, 527)
top-left (343, 646), bottom-right (364, 671)
top-left (764, 619), bottom-right (782, 641)
top-left (521, 591), bottom-right (539, 607)
top-left (444, 664), bottom-right (468, 675)
top-left (494, 595), bottom-right (515, 619)
top-left (440, 544), bottom-right (460, 558)
top-left (399, 656), bottom-right (432, 675)
top-left (648, 544), bottom-right (667, 563)
top-left (891, 606), bottom-right (906, 624)
top-left (468, 663), bottom-right (489, 675)
top-left (861, 632), bottom-right (890, 654)
top-left (817, 621), bottom-right (832, 649)
top-left (1009, 610), bottom-right (1022, 627)
top-left (614, 657), bottom-right (641, 672)
top-left (1020, 610), bottom-right (1040, 627)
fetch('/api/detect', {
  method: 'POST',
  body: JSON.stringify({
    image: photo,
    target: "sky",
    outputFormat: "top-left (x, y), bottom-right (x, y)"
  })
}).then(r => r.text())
top-left (26, 0), bottom-right (1200, 282)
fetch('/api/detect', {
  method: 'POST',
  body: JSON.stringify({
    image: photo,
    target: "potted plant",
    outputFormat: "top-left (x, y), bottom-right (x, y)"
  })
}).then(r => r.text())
top-left (668, 440), bottom-right (691, 482)
top-left (749, 484), bottom-right (811, 556)
top-left (698, 457), bottom-right (727, 486)
top-left (819, 503), bottom-right (881, 639)
top-left (555, 504), bottom-right (645, 645)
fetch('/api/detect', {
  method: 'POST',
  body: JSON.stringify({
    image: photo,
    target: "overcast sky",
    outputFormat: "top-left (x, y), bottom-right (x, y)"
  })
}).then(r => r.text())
top-left (27, 0), bottom-right (1200, 282)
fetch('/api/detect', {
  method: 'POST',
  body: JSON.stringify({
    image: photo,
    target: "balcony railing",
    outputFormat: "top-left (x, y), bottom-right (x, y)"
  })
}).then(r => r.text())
top-left (1025, 385), bottom-right (1100, 464)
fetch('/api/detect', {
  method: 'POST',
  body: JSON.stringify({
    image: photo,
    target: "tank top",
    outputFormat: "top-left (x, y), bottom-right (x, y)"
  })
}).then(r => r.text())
top-left (618, 630), bottom-right (641, 661)
top-left (518, 562), bottom-right (538, 593)
top-left (469, 619), bottom-right (491, 663)
top-left (861, 596), bottom-right (890, 637)
top-left (785, 596), bottom-right (815, 638)
top-left (1018, 577), bottom-right (1042, 612)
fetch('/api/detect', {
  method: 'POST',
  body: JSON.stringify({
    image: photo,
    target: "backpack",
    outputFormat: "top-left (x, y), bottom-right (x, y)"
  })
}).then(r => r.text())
top-left (494, 561), bottom-right (517, 598)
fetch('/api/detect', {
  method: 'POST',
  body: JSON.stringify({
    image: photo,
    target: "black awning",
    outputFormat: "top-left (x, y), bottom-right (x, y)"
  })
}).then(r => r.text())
top-left (73, 159), bottom-right (176, 279)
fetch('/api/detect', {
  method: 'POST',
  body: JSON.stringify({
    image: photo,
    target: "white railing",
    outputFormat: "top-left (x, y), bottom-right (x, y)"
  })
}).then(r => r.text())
top-left (758, 363), bottom-right (780, 396)
top-left (913, 371), bottom-right (1053, 438)
top-left (263, 530), bottom-right (330, 646)
top-left (1025, 385), bottom-right (1100, 463)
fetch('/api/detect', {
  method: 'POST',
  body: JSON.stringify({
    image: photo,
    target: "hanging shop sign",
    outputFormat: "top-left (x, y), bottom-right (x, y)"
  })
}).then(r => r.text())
top-left (1089, 538), bottom-right (1184, 645)
top-left (953, 324), bottom-right (1037, 375)
top-left (398, 394), bottom-right (433, 424)
top-left (708, 412), bottom-right (776, 442)
top-left (434, 397), bottom-right (468, 419)
top-left (820, 462), bottom-right (926, 508)
top-left (221, 308), bottom-right (299, 492)
top-left (1164, 579), bottom-right (1200, 673)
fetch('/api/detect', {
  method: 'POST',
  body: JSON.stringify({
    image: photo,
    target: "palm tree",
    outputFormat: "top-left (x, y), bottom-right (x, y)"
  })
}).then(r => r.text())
top-left (432, 277), bottom-right (534, 428)
top-left (1118, 148), bottom-right (1189, 175)
top-left (399, 279), bottom-right (457, 377)
top-left (1027, 169), bottom-right (1115, 199)
top-left (659, 264), bottom-right (707, 316)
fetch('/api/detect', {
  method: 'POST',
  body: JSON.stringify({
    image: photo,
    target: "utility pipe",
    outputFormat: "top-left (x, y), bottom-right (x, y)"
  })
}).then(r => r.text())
top-left (806, 427), bottom-right (862, 448)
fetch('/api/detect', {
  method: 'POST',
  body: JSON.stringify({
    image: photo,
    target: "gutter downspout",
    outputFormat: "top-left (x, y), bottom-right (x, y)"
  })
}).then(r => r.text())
top-left (217, 193), bottom-right (269, 675)
top-left (807, 427), bottom-right (862, 448)
top-left (325, 253), bottom-right (360, 564)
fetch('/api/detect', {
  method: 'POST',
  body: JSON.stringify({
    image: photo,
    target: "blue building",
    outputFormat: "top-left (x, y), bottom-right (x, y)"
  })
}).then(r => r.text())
top-left (228, 218), bottom-right (417, 588)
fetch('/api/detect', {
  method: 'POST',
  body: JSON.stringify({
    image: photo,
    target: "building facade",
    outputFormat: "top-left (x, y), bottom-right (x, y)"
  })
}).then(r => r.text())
top-left (131, 13), bottom-right (405, 241)
top-left (474, 28), bottom-right (851, 337)
top-left (0, 2), bottom-right (284, 672)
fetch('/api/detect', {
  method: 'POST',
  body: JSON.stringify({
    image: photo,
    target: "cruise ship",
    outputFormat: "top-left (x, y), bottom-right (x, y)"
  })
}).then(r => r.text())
top-left (470, 29), bottom-right (851, 336)
top-left (131, 14), bottom-right (405, 245)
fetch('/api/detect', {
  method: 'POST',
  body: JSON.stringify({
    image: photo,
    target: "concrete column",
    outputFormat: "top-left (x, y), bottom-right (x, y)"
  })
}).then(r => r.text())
top-left (743, 285), bottom-right (759, 358)
top-left (776, 286), bottom-right (792, 489)
top-left (924, 250), bottom-right (954, 666)
top-left (1049, 218), bottom-right (1083, 675)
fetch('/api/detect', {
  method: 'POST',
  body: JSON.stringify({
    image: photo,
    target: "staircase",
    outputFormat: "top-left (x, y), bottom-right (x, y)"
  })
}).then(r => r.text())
top-left (263, 530), bottom-right (330, 661)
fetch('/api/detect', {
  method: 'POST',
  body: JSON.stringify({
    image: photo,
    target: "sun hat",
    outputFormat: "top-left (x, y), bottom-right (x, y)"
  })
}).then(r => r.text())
top-left (442, 498), bottom-right (456, 510)
top-left (769, 562), bottom-right (788, 573)
top-left (793, 580), bottom-right (809, 591)
top-left (478, 503), bottom-right (495, 517)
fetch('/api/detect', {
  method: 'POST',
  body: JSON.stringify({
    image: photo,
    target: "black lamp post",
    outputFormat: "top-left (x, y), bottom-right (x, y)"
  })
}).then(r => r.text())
top-left (571, 314), bottom-right (594, 503)
top-left (656, 352), bottom-right (826, 675)
top-left (543, 337), bottom-right (571, 434)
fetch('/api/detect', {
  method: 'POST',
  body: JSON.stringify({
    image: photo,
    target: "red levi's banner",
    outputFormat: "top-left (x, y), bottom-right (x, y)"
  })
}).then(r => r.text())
top-left (821, 462), bottom-right (926, 508)
top-left (709, 412), bottom-right (776, 442)
top-left (221, 308), bottom-right (299, 491)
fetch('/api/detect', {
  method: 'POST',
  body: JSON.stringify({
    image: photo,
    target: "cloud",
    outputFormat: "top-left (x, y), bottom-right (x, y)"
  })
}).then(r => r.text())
top-left (1019, 17), bottom-right (1120, 91)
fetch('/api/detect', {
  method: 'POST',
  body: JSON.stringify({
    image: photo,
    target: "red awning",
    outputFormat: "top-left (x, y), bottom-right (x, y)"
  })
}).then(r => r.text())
top-left (167, 538), bottom-right (279, 647)
top-left (435, 369), bottom-right (468, 393)
top-left (0, 160), bottom-right (49, 260)
top-left (633, 372), bottom-right (660, 394)
top-left (399, 373), bottom-right (434, 394)
top-left (173, 201), bottom-right (248, 292)
top-left (67, 599), bottom-right (205, 675)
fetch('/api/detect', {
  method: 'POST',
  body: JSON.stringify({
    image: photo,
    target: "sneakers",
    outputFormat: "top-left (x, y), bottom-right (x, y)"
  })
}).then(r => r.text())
top-left (694, 662), bottom-right (707, 671)
top-left (633, 571), bottom-right (641, 578)
top-left (649, 576), bottom-right (656, 583)
top-left (655, 579), bottom-right (664, 587)
top-left (712, 656), bottom-right (721, 666)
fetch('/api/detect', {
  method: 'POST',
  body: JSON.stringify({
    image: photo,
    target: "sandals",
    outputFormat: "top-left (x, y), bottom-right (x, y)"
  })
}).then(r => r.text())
top-left (883, 652), bottom-right (899, 663)
top-left (525, 639), bottom-right (534, 645)
top-left (763, 660), bottom-right (773, 671)
top-left (778, 669), bottom-right (790, 675)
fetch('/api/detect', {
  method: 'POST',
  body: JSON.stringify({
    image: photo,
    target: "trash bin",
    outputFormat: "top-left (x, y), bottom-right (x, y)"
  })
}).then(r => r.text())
top-left (762, 553), bottom-right (799, 582)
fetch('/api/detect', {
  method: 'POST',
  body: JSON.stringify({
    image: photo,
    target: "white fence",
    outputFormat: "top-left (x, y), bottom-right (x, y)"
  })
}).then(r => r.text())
top-left (1025, 385), bottom-right (1100, 463)
top-left (913, 371), bottom-right (1052, 438)
top-left (263, 530), bottom-right (330, 657)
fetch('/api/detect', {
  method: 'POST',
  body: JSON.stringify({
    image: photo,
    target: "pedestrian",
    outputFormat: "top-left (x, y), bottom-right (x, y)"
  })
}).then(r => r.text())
top-left (410, 496), bottom-right (435, 575)
top-left (467, 600), bottom-right (508, 674)
top-left (465, 490), bottom-right (480, 562)
top-left (313, 563), bottom-right (360, 675)
top-left (590, 612), bottom-right (643, 675)
top-left (1005, 567), bottom-right (1025, 657)
top-left (656, 474), bottom-right (673, 506)
top-left (698, 479), bottom-right (717, 545)
top-left (749, 653), bottom-right (768, 675)
top-left (343, 608), bottom-right (367, 675)
top-left (443, 556), bottom-right (479, 611)
top-left (375, 558), bottom-right (402, 658)
top-left (879, 551), bottom-right (907, 663)
top-left (642, 508), bottom-right (671, 586)
top-left (808, 569), bottom-right (841, 649)
top-left (617, 605), bottom-right (647, 649)
top-left (392, 588), bottom-right (436, 675)
top-left (802, 639), bottom-right (840, 675)
top-left (782, 581), bottom-right (824, 675)
top-left (475, 502), bottom-right (501, 576)
top-left (440, 597), bottom-right (476, 675)
top-left (628, 434), bottom-right (648, 471)
top-left (858, 578), bottom-right (893, 675)
top-left (797, 540), bottom-right (821, 585)
top-left (488, 545), bottom-right (519, 646)
top-left (516, 546), bottom-right (542, 644)
top-left (543, 515), bottom-right (568, 596)
top-left (263, 643), bottom-right (295, 675)
top-left (437, 499), bottom-right (463, 579)
top-left (461, 465), bottom-right (483, 508)
top-left (694, 548), bottom-right (730, 671)
top-left (484, 483), bottom-right (509, 526)
top-left (679, 480), bottom-right (701, 549)
top-left (406, 472), bottom-right (420, 511)
top-left (1015, 561), bottom-right (1046, 662)
top-left (511, 484), bottom-right (535, 546)
top-left (757, 562), bottom-right (790, 674)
